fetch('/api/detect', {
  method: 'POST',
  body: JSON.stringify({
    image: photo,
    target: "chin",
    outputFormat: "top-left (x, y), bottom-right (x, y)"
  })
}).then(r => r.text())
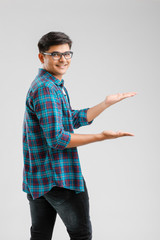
top-left (58, 70), bottom-right (67, 75)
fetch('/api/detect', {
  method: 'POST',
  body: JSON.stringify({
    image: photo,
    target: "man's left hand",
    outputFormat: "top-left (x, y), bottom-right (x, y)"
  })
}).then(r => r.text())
top-left (104, 92), bottom-right (137, 107)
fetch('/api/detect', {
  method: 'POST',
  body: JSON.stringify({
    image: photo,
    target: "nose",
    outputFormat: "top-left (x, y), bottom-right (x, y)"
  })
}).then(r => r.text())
top-left (59, 54), bottom-right (66, 62)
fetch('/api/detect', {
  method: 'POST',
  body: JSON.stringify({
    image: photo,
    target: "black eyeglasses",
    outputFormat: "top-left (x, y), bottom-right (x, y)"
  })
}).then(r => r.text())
top-left (42, 51), bottom-right (73, 60)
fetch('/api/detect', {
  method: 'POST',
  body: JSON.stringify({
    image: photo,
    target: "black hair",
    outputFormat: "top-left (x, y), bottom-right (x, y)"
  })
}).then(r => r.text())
top-left (38, 31), bottom-right (72, 52)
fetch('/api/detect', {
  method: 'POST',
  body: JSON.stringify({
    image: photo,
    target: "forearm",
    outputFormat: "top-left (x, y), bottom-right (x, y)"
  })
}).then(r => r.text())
top-left (86, 100), bottom-right (109, 122)
top-left (66, 132), bottom-right (104, 148)
top-left (86, 92), bottom-right (137, 122)
top-left (66, 129), bottom-right (134, 148)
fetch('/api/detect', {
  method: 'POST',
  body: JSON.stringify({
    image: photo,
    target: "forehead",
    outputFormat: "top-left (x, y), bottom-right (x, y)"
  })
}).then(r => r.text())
top-left (48, 44), bottom-right (70, 52)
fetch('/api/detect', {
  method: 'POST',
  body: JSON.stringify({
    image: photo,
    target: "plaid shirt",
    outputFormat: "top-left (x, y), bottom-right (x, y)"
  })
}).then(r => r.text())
top-left (22, 68), bottom-right (93, 199)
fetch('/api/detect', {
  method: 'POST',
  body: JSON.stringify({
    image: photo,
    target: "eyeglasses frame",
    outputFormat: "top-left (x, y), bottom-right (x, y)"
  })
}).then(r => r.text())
top-left (42, 51), bottom-right (73, 60)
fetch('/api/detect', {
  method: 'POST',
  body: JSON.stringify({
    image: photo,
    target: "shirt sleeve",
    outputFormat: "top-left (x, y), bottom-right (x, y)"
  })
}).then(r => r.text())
top-left (33, 85), bottom-right (71, 150)
top-left (70, 108), bottom-right (94, 129)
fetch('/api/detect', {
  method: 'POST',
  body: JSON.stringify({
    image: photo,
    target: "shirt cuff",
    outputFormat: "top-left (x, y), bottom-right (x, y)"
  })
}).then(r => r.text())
top-left (55, 130), bottom-right (71, 150)
top-left (80, 108), bottom-right (94, 126)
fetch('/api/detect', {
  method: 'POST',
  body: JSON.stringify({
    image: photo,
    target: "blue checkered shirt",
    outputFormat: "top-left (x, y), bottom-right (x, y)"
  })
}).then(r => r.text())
top-left (22, 68), bottom-right (93, 199)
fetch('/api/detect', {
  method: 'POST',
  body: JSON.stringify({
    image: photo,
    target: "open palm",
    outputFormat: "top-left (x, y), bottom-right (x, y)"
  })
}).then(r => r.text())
top-left (104, 92), bottom-right (137, 106)
top-left (102, 130), bottom-right (134, 139)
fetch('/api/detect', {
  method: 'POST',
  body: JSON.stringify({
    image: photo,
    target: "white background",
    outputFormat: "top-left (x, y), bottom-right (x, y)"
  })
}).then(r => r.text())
top-left (0, 0), bottom-right (160, 239)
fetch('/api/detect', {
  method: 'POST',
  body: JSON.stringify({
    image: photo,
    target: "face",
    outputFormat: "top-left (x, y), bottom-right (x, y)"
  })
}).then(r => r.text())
top-left (38, 44), bottom-right (72, 80)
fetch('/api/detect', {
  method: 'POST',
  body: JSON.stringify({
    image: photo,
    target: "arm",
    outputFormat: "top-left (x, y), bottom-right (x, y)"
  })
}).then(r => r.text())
top-left (34, 87), bottom-right (134, 149)
top-left (66, 130), bottom-right (134, 148)
top-left (65, 91), bottom-right (136, 148)
top-left (34, 86), bottom-right (71, 150)
top-left (66, 92), bottom-right (137, 148)
top-left (86, 92), bottom-right (137, 122)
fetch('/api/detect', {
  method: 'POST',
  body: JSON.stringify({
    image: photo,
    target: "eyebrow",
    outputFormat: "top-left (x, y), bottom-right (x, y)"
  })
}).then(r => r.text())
top-left (50, 51), bottom-right (71, 54)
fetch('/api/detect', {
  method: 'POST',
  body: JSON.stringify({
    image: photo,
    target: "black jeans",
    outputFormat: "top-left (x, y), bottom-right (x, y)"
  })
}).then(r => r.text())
top-left (27, 179), bottom-right (92, 240)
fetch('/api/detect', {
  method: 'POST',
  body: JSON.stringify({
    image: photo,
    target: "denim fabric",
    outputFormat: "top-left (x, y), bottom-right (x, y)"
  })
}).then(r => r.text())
top-left (27, 179), bottom-right (92, 240)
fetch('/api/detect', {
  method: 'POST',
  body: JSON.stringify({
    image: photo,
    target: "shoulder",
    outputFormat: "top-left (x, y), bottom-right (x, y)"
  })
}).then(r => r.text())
top-left (27, 77), bottom-right (58, 100)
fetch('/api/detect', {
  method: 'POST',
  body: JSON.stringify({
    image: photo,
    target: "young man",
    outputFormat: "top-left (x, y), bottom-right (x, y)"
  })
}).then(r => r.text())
top-left (22, 32), bottom-right (136, 240)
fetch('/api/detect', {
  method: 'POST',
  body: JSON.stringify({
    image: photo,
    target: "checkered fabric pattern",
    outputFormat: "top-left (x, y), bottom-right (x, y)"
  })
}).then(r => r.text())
top-left (22, 68), bottom-right (93, 199)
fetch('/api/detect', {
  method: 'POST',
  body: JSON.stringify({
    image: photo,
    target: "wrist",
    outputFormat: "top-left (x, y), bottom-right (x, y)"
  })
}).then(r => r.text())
top-left (103, 99), bottom-right (111, 109)
top-left (96, 132), bottom-right (105, 141)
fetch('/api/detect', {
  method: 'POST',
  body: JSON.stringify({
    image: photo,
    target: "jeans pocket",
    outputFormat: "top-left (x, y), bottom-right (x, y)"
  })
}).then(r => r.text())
top-left (44, 187), bottom-right (74, 206)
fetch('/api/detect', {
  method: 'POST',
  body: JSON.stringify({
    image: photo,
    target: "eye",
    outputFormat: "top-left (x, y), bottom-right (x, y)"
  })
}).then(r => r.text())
top-left (64, 52), bottom-right (72, 59)
top-left (64, 52), bottom-right (70, 56)
top-left (53, 53), bottom-right (60, 57)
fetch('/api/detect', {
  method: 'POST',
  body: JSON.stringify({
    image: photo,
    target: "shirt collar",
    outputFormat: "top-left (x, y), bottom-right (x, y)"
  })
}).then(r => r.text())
top-left (38, 68), bottom-right (64, 87)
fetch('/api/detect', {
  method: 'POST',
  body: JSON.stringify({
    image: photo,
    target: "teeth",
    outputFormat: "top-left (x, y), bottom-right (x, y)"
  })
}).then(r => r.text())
top-left (57, 65), bottom-right (67, 67)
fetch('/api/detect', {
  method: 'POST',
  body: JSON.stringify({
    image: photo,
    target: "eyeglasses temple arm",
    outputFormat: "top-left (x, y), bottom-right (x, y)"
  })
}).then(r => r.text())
top-left (42, 52), bottom-right (52, 56)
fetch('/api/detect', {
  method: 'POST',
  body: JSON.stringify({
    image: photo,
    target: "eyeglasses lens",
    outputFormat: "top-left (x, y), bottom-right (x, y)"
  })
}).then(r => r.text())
top-left (52, 52), bottom-right (72, 60)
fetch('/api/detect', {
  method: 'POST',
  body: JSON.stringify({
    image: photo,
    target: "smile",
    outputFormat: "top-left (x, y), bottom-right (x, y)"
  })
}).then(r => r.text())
top-left (56, 64), bottom-right (68, 68)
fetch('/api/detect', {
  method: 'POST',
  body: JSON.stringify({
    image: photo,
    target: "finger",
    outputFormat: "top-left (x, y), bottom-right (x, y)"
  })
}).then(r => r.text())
top-left (117, 131), bottom-right (134, 137)
top-left (123, 132), bottom-right (134, 136)
top-left (123, 92), bottom-right (137, 98)
top-left (119, 92), bottom-right (136, 100)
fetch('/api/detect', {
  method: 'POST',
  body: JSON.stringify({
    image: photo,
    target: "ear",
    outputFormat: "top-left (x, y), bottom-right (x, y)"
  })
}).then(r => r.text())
top-left (38, 53), bottom-right (44, 64)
